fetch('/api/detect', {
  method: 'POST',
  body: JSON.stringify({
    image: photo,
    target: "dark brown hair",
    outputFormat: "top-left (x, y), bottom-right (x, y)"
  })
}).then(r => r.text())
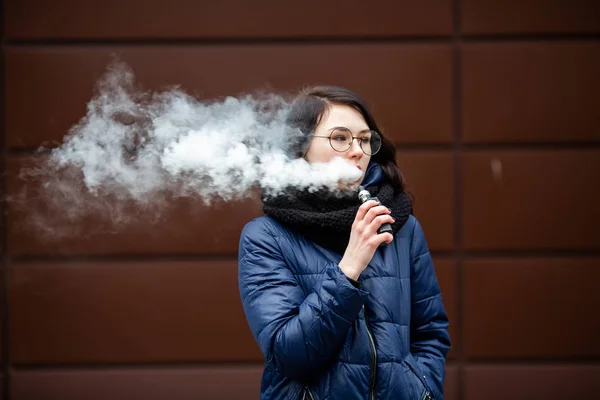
top-left (286, 85), bottom-right (406, 193)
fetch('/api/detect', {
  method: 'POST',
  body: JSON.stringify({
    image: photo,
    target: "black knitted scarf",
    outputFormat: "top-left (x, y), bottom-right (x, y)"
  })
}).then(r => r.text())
top-left (262, 182), bottom-right (412, 254)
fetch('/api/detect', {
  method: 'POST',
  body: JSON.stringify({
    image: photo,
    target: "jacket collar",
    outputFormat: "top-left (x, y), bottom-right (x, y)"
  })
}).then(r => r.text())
top-left (360, 160), bottom-right (384, 188)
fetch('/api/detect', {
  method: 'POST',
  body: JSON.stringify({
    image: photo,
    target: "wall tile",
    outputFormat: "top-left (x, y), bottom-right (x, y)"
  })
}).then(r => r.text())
top-left (10, 260), bottom-right (262, 364)
top-left (432, 258), bottom-right (458, 360)
top-left (462, 150), bottom-right (600, 250)
top-left (463, 257), bottom-right (600, 358)
top-left (7, 156), bottom-right (263, 256)
top-left (397, 151), bottom-right (455, 251)
top-left (444, 364), bottom-right (459, 400)
top-left (5, 0), bottom-right (453, 39)
top-left (463, 42), bottom-right (600, 143)
top-left (11, 366), bottom-right (263, 400)
top-left (462, 0), bottom-right (600, 34)
top-left (464, 364), bottom-right (600, 399)
top-left (5, 44), bottom-right (453, 149)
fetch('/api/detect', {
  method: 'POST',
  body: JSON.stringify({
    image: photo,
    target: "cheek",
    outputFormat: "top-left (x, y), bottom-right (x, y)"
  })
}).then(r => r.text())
top-left (305, 140), bottom-right (336, 163)
top-left (361, 155), bottom-right (371, 168)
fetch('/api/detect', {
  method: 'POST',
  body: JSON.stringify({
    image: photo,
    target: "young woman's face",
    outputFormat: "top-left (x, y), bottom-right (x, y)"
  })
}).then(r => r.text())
top-left (304, 104), bottom-right (371, 187)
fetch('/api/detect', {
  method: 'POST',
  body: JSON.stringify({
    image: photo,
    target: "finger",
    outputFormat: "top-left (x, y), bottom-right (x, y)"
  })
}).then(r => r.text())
top-left (355, 200), bottom-right (380, 223)
top-left (381, 232), bottom-right (394, 244)
top-left (367, 214), bottom-right (395, 235)
top-left (370, 232), bottom-right (394, 247)
top-left (363, 205), bottom-right (392, 225)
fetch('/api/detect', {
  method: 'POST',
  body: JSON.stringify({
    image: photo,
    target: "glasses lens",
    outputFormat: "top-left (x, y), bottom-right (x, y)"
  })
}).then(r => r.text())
top-left (363, 130), bottom-right (381, 156)
top-left (327, 129), bottom-right (382, 155)
top-left (329, 129), bottom-right (353, 152)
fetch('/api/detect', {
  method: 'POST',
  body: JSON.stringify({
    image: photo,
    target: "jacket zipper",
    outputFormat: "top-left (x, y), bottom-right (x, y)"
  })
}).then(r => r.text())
top-left (363, 304), bottom-right (377, 400)
top-left (406, 359), bottom-right (433, 400)
top-left (303, 386), bottom-right (315, 400)
top-left (421, 374), bottom-right (432, 400)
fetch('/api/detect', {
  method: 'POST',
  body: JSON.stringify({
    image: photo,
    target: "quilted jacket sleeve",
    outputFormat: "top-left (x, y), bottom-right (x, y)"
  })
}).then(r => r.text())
top-left (409, 218), bottom-right (452, 399)
top-left (238, 219), bottom-right (369, 382)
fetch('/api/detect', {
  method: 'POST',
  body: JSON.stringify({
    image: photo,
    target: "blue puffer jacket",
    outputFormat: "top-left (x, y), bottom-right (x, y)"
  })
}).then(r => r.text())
top-left (238, 166), bottom-right (451, 400)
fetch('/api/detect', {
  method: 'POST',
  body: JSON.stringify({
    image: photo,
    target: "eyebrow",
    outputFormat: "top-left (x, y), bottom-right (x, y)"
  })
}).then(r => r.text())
top-left (328, 126), bottom-right (371, 134)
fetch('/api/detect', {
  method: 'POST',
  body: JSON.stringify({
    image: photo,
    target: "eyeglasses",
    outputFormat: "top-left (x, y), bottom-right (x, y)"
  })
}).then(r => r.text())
top-left (312, 128), bottom-right (382, 156)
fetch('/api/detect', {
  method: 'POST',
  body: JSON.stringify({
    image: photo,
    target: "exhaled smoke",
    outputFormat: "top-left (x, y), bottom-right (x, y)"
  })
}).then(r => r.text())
top-left (15, 61), bottom-right (362, 240)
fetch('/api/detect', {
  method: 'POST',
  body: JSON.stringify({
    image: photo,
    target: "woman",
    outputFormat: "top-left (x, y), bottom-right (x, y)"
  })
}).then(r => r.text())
top-left (238, 86), bottom-right (451, 399)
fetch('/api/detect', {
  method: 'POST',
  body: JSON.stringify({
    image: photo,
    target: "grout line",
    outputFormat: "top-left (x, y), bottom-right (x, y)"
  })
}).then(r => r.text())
top-left (452, 1), bottom-right (466, 399)
top-left (4, 36), bottom-right (454, 47)
top-left (462, 33), bottom-right (600, 42)
top-left (3, 33), bottom-right (600, 48)
top-left (12, 361), bottom-right (266, 371)
top-left (11, 253), bottom-right (238, 266)
top-left (10, 358), bottom-right (600, 372)
top-left (7, 142), bottom-right (600, 157)
top-left (8, 249), bottom-right (600, 264)
top-left (9, 254), bottom-right (242, 264)
top-left (0, 0), bottom-right (12, 396)
top-left (393, 143), bottom-right (600, 151)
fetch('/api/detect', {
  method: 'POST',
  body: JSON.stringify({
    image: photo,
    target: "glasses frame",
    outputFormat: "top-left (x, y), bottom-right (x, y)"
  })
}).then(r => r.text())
top-left (311, 129), bottom-right (381, 156)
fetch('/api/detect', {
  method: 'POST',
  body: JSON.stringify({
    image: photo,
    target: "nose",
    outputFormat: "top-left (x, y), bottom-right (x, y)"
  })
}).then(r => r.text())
top-left (347, 138), bottom-right (363, 159)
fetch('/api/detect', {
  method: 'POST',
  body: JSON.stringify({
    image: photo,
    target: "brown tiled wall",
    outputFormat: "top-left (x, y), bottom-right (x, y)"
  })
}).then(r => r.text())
top-left (2, 1), bottom-right (599, 399)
